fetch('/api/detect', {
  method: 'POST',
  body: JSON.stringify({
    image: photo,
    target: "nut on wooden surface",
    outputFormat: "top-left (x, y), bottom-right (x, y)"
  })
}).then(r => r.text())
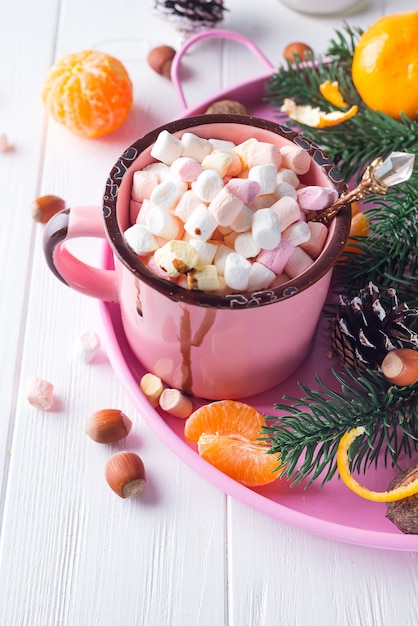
top-left (147, 45), bottom-right (176, 78)
top-left (105, 451), bottom-right (146, 498)
top-left (31, 194), bottom-right (66, 224)
top-left (86, 409), bottom-right (132, 443)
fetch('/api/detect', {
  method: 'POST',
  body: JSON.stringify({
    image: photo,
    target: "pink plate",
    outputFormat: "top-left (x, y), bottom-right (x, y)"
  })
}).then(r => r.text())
top-left (98, 240), bottom-right (417, 551)
top-left (98, 47), bottom-right (418, 549)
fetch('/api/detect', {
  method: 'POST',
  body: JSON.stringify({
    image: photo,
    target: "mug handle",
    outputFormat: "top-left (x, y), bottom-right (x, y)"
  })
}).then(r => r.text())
top-left (170, 28), bottom-right (275, 110)
top-left (43, 205), bottom-right (118, 302)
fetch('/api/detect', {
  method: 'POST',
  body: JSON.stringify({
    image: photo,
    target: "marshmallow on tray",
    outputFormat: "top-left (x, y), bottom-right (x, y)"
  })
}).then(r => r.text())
top-left (123, 128), bottom-right (337, 295)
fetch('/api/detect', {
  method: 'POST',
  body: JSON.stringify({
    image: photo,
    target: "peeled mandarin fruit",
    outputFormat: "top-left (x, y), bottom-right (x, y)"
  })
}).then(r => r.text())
top-left (42, 50), bottom-right (133, 138)
top-left (352, 11), bottom-right (418, 120)
top-left (337, 427), bottom-right (418, 502)
top-left (184, 400), bottom-right (281, 487)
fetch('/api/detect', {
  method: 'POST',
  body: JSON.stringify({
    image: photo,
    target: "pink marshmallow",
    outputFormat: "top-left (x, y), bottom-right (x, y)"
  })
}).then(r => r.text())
top-left (226, 178), bottom-right (260, 204)
top-left (256, 240), bottom-right (295, 275)
top-left (130, 199), bottom-right (142, 224)
top-left (170, 157), bottom-right (203, 182)
top-left (208, 187), bottom-right (244, 226)
top-left (301, 222), bottom-right (328, 258)
top-left (131, 170), bottom-right (159, 202)
top-left (297, 185), bottom-right (339, 212)
top-left (284, 247), bottom-right (314, 278)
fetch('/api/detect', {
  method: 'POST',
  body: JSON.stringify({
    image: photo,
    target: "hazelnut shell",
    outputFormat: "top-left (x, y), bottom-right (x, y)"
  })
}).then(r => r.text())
top-left (386, 464), bottom-right (418, 534)
top-left (147, 45), bottom-right (176, 78)
top-left (105, 451), bottom-right (146, 498)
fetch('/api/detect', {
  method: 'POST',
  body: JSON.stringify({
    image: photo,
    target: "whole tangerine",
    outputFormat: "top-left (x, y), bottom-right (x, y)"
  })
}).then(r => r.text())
top-left (352, 11), bottom-right (418, 120)
top-left (42, 50), bottom-right (133, 138)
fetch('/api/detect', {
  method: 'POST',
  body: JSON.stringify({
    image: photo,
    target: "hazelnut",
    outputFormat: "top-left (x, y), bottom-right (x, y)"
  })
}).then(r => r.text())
top-left (31, 194), bottom-right (66, 224)
top-left (205, 99), bottom-right (249, 115)
top-left (105, 451), bottom-right (146, 498)
top-left (85, 409), bottom-right (132, 443)
top-left (381, 348), bottom-right (418, 386)
top-left (283, 42), bottom-right (313, 63)
top-left (147, 45), bottom-right (176, 78)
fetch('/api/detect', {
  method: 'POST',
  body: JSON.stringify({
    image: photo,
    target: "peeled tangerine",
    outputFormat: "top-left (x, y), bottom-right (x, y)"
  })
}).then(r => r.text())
top-left (184, 400), bottom-right (282, 487)
top-left (281, 98), bottom-right (358, 128)
top-left (337, 427), bottom-right (418, 503)
top-left (42, 50), bottom-right (133, 138)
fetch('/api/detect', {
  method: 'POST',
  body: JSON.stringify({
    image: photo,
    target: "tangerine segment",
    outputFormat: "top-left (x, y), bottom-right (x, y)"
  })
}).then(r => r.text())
top-left (198, 433), bottom-right (280, 487)
top-left (42, 50), bottom-right (133, 138)
top-left (184, 400), bottom-right (266, 443)
top-left (337, 427), bottom-right (418, 502)
top-left (352, 11), bottom-right (418, 120)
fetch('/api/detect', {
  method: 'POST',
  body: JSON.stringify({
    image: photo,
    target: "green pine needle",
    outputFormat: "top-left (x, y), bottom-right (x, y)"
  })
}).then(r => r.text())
top-left (262, 368), bottom-right (418, 488)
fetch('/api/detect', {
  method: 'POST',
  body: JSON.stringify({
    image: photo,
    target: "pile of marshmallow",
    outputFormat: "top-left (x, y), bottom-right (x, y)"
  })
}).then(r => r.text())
top-left (124, 129), bottom-right (338, 293)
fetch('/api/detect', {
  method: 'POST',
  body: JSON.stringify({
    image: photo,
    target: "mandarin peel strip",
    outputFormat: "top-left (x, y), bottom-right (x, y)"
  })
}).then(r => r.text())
top-left (337, 427), bottom-right (418, 502)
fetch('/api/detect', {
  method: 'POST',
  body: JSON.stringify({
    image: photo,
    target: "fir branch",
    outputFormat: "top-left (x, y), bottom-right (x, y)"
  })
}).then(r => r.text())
top-left (324, 22), bottom-right (363, 62)
top-left (334, 184), bottom-right (418, 306)
top-left (262, 368), bottom-right (418, 488)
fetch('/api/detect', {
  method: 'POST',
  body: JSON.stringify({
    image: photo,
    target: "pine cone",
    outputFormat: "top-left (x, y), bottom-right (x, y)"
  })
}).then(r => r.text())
top-left (331, 282), bottom-right (418, 370)
top-left (154, 1), bottom-right (227, 34)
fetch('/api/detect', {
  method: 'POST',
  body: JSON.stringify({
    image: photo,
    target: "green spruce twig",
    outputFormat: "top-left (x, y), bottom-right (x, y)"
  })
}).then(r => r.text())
top-left (262, 368), bottom-right (418, 488)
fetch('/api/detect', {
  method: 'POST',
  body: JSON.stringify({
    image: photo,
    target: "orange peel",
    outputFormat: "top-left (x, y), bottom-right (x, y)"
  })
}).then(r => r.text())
top-left (319, 80), bottom-right (349, 109)
top-left (281, 98), bottom-right (358, 128)
top-left (337, 426), bottom-right (418, 502)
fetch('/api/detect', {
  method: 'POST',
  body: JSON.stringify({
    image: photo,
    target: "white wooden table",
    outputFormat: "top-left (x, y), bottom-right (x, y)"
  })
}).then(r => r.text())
top-left (1, 1), bottom-right (417, 624)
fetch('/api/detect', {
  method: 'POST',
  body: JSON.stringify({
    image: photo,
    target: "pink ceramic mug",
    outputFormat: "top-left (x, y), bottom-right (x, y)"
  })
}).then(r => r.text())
top-left (44, 115), bottom-right (350, 399)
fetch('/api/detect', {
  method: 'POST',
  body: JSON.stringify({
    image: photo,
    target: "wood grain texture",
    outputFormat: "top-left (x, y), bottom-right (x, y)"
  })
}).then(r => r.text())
top-left (0, 0), bottom-right (417, 624)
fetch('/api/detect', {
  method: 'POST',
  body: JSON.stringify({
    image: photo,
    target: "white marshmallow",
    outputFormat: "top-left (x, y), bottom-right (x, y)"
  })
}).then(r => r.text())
top-left (124, 223), bottom-right (159, 255)
top-left (154, 240), bottom-right (199, 277)
top-left (192, 169), bottom-right (224, 203)
top-left (209, 138), bottom-right (236, 152)
top-left (214, 244), bottom-right (233, 275)
top-left (187, 265), bottom-right (220, 291)
top-left (271, 196), bottom-right (301, 232)
top-left (180, 132), bottom-right (212, 161)
top-left (276, 181), bottom-right (298, 200)
top-left (232, 138), bottom-right (258, 168)
top-left (251, 208), bottom-right (281, 250)
top-left (146, 206), bottom-right (181, 240)
top-left (189, 239), bottom-right (217, 265)
top-left (234, 232), bottom-right (260, 258)
top-left (150, 179), bottom-right (187, 212)
top-left (151, 130), bottom-right (183, 165)
top-left (247, 141), bottom-right (282, 168)
top-left (276, 167), bottom-right (300, 188)
top-left (184, 203), bottom-right (218, 241)
top-left (174, 189), bottom-right (201, 222)
top-left (74, 330), bottom-right (101, 364)
top-left (143, 161), bottom-right (172, 182)
top-left (224, 252), bottom-right (252, 291)
top-left (282, 220), bottom-right (311, 247)
top-left (135, 198), bottom-right (154, 225)
top-left (280, 145), bottom-right (311, 175)
top-left (248, 163), bottom-right (278, 194)
top-left (229, 204), bottom-right (254, 233)
top-left (247, 262), bottom-right (276, 291)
